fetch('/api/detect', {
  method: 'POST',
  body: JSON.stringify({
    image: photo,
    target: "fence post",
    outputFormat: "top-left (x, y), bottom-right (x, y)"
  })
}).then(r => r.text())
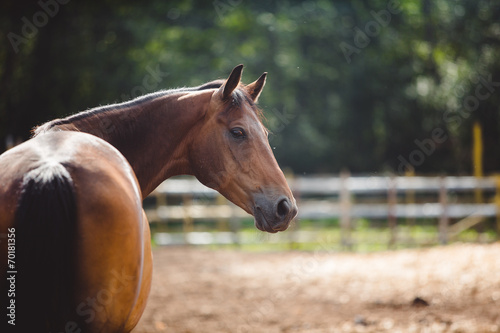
top-left (388, 176), bottom-right (397, 248)
top-left (439, 177), bottom-right (448, 244)
top-left (216, 194), bottom-right (229, 232)
top-left (182, 194), bottom-right (194, 243)
top-left (405, 169), bottom-right (416, 244)
top-left (473, 121), bottom-right (484, 203)
top-left (473, 121), bottom-right (484, 238)
top-left (156, 189), bottom-right (168, 231)
top-left (285, 170), bottom-right (300, 250)
top-left (340, 170), bottom-right (352, 250)
top-left (229, 206), bottom-right (241, 246)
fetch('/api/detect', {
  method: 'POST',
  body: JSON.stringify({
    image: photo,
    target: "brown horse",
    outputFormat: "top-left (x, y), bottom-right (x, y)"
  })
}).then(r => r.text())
top-left (0, 65), bottom-right (297, 332)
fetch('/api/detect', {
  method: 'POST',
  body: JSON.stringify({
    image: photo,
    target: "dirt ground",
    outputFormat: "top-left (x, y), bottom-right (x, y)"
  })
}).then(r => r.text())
top-left (133, 243), bottom-right (500, 333)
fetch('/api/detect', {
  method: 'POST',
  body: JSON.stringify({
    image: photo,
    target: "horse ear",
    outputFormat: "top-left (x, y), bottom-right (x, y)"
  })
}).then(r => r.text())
top-left (246, 72), bottom-right (267, 102)
top-left (219, 64), bottom-right (244, 100)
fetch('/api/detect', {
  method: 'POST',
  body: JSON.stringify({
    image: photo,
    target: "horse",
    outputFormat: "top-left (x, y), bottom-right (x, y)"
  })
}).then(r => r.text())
top-left (0, 64), bottom-right (297, 332)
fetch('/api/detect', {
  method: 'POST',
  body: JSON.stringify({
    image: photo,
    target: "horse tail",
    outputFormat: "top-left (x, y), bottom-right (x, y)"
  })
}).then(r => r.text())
top-left (13, 162), bottom-right (79, 332)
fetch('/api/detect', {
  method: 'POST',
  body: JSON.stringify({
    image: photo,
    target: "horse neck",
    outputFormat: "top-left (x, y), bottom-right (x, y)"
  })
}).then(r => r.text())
top-left (65, 91), bottom-right (212, 198)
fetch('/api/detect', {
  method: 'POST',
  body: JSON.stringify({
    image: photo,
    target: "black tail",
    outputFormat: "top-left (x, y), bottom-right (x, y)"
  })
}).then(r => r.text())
top-left (9, 162), bottom-right (79, 332)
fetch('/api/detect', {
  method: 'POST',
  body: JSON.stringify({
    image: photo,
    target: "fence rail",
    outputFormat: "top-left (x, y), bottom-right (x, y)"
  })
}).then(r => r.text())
top-left (153, 176), bottom-right (498, 195)
top-left (146, 175), bottom-right (500, 247)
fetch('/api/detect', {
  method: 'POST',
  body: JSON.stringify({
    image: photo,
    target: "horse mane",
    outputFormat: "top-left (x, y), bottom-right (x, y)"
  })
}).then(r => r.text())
top-left (34, 79), bottom-right (265, 136)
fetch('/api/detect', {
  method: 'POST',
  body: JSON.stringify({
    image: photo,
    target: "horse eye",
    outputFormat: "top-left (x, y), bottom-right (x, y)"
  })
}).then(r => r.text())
top-left (230, 127), bottom-right (246, 139)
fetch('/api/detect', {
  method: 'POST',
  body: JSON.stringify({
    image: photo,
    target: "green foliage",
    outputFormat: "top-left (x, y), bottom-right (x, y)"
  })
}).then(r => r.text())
top-left (1, 0), bottom-right (500, 174)
top-left (157, 221), bottom-right (498, 252)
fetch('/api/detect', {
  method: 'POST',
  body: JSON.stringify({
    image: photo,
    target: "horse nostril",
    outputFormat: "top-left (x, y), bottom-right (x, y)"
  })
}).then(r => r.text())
top-left (277, 198), bottom-right (290, 218)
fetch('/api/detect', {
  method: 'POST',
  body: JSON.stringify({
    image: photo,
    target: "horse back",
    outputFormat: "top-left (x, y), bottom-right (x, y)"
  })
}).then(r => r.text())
top-left (0, 131), bottom-right (146, 332)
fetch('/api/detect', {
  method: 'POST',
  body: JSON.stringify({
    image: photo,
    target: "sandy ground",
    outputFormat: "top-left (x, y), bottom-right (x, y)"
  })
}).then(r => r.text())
top-left (133, 243), bottom-right (500, 333)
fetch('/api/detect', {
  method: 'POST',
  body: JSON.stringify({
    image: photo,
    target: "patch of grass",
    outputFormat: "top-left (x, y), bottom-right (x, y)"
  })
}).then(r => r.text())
top-left (150, 217), bottom-right (498, 253)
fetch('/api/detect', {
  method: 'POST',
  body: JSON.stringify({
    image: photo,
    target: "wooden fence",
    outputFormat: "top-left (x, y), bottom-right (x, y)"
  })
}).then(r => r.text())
top-left (145, 175), bottom-right (500, 247)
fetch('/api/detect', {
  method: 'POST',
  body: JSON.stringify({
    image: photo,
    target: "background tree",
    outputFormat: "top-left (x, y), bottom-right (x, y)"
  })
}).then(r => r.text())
top-left (1, 0), bottom-right (499, 175)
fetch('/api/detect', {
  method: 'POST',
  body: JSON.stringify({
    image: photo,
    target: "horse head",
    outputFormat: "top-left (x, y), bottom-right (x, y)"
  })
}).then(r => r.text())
top-left (190, 65), bottom-right (298, 233)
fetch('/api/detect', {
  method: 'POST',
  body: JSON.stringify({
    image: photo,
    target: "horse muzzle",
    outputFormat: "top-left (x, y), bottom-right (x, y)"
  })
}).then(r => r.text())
top-left (253, 194), bottom-right (298, 233)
